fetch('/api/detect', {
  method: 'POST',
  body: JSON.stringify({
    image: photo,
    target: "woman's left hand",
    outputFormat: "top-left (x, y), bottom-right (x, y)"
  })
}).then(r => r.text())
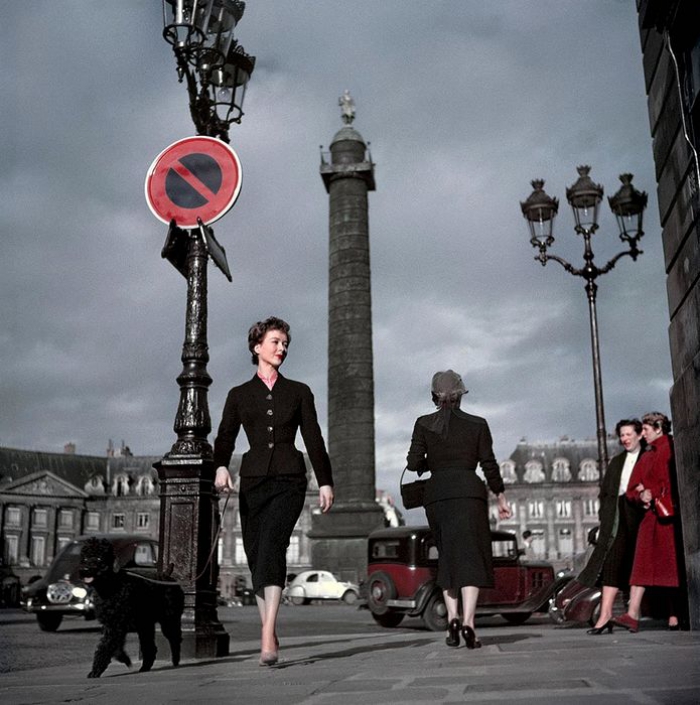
top-left (319, 485), bottom-right (334, 513)
top-left (497, 493), bottom-right (512, 520)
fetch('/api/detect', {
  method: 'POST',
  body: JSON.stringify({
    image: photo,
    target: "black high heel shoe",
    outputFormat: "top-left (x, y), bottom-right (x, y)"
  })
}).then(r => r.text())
top-left (587, 620), bottom-right (614, 635)
top-left (461, 625), bottom-right (481, 649)
top-left (446, 618), bottom-right (460, 647)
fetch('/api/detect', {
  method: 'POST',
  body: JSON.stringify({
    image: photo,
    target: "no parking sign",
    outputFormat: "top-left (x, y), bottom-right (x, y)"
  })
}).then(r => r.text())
top-left (145, 136), bottom-right (242, 228)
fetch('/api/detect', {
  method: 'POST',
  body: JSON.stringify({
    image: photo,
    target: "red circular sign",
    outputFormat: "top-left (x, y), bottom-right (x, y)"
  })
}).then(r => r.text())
top-left (145, 136), bottom-right (242, 227)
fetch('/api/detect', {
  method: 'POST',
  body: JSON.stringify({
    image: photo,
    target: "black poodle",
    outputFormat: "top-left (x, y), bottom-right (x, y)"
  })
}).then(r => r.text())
top-left (79, 537), bottom-right (184, 678)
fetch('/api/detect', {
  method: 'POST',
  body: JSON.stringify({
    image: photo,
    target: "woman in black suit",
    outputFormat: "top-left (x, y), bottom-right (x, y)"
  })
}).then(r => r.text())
top-left (406, 370), bottom-right (511, 649)
top-left (214, 317), bottom-right (334, 666)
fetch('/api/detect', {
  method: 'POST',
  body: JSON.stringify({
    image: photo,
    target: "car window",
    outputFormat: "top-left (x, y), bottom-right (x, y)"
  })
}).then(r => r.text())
top-left (133, 542), bottom-right (158, 566)
top-left (491, 539), bottom-right (518, 558)
top-left (372, 540), bottom-right (400, 559)
top-left (306, 573), bottom-right (319, 583)
top-left (48, 542), bottom-right (82, 581)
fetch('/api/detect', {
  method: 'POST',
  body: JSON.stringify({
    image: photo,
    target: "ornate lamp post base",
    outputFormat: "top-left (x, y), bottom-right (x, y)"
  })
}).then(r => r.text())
top-left (155, 454), bottom-right (229, 659)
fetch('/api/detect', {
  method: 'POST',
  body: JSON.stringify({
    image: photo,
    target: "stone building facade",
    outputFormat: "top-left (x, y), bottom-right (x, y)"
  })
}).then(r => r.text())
top-left (491, 436), bottom-right (620, 570)
top-left (0, 445), bottom-right (401, 596)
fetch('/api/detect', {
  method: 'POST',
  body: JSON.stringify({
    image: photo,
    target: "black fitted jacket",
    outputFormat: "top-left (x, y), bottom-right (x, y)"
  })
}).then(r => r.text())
top-left (406, 408), bottom-right (504, 504)
top-left (213, 374), bottom-right (333, 487)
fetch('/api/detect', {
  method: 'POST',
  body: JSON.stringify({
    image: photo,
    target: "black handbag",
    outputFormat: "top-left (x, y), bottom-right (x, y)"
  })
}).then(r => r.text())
top-left (400, 467), bottom-right (427, 509)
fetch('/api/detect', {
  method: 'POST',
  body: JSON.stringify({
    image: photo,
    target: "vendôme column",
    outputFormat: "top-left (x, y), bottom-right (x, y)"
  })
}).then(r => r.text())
top-left (312, 92), bottom-right (384, 583)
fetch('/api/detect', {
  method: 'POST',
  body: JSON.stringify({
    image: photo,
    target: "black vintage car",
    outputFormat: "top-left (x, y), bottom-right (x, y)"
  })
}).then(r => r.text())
top-left (366, 526), bottom-right (557, 631)
top-left (20, 534), bottom-right (160, 631)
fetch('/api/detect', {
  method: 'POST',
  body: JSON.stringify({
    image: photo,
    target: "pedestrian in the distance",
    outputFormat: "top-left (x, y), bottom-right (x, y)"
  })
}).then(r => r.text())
top-left (577, 419), bottom-right (645, 634)
top-left (615, 412), bottom-right (680, 632)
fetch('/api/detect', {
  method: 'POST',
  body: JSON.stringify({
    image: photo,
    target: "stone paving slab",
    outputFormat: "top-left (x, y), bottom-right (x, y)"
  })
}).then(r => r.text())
top-left (1, 626), bottom-right (698, 704)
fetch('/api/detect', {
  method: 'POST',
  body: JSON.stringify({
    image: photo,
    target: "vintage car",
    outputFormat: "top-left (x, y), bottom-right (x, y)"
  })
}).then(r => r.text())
top-left (366, 526), bottom-right (556, 631)
top-left (284, 570), bottom-right (360, 605)
top-left (20, 534), bottom-right (160, 631)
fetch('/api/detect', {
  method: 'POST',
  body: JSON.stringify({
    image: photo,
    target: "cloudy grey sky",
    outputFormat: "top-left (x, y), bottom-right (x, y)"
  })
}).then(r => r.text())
top-left (2, 2), bottom-right (672, 510)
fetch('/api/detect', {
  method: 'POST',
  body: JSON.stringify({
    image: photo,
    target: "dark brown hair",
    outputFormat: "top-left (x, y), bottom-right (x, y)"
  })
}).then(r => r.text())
top-left (615, 418), bottom-right (643, 436)
top-left (248, 317), bottom-right (291, 365)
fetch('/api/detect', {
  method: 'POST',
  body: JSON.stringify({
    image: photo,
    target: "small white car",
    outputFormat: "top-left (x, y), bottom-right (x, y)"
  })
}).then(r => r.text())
top-left (284, 570), bottom-right (360, 605)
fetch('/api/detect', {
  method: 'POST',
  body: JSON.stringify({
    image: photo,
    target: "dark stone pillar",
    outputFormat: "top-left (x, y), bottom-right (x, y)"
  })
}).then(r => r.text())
top-left (154, 229), bottom-right (229, 657)
top-left (313, 100), bottom-right (384, 583)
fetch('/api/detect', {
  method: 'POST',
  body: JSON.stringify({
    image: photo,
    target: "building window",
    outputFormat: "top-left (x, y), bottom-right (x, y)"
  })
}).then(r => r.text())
top-left (57, 536), bottom-right (71, 551)
top-left (524, 461), bottom-right (545, 483)
top-left (552, 458), bottom-right (571, 482)
top-left (556, 500), bottom-right (572, 518)
top-left (4, 535), bottom-right (19, 563)
top-left (59, 509), bottom-right (73, 529)
top-left (86, 512), bottom-right (101, 531)
top-left (499, 460), bottom-right (517, 484)
top-left (583, 498), bottom-right (599, 517)
top-left (287, 535), bottom-right (300, 564)
top-left (112, 513), bottom-right (126, 530)
top-left (31, 536), bottom-right (46, 566)
top-left (6, 507), bottom-right (21, 526)
top-left (33, 509), bottom-right (48, 527)
top-left (234, 537), bottom-right (246, 565)
top-left (578, 460), bottom-right (599, 482)
top-left (558, 528), bottom-right (573, 557)
top-left (136, 476), bottom-right (156, 496)
top-left (528, 500), bottom-right (545, 519)
top-left (113, 475), bottom-right (130, 497)
top-left (137, 513), bottom-right (150, 529)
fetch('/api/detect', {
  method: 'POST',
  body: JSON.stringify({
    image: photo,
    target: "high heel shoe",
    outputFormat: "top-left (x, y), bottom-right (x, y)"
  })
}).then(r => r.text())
top-left (612, 613), bottom-right (639, 633)
top-left (587, 620), bottom-right (614, 635)
top-left (446, 618), bottom-right (460, 647)
top-left (461, 625), bottom-right (481, 650)
top-left (259, 651), bottom-right (278, 667)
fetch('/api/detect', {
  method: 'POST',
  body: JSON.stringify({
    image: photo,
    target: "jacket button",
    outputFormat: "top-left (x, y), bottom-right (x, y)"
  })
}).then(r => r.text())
top-left (266, 409), bottom-right (273, 416)
top-left (267, 426), bottom-right (273, 433)
top-left (266, 394), bottom-right (273, 400)
top-left (268, 442), bottom-right (274, 449)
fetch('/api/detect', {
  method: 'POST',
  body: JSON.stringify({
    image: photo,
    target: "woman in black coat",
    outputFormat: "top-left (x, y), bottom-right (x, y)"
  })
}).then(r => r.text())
top-left (406, 370), bottom-right (511, 649)
top-left (577, 419), bottom-right (644, 634)
top-left (214, 317), bottom-right (334, 666)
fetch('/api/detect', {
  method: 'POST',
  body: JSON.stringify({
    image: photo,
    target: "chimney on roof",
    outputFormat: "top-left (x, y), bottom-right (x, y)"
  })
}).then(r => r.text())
top-left (64, 442), bottom-right (76, 455)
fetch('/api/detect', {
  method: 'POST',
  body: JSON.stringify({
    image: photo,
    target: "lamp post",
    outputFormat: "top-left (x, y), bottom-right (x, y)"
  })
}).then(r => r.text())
top-left (152, 0), bottom-right (254, 658)
top-left (520, 166), bottom-right (647, 484)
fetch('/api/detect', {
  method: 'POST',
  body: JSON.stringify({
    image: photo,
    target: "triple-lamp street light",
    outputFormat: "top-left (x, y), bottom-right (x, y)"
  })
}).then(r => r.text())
top-left (153, 0), bottom-right (254, 659)
top-left (520, 166), bottom-right (648, 486)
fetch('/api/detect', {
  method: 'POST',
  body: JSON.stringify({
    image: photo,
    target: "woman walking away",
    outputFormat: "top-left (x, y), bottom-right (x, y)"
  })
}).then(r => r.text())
top-left (214, 317), bottom-right (334, 665)
top-left (406, 370), bottom-right (511, 649)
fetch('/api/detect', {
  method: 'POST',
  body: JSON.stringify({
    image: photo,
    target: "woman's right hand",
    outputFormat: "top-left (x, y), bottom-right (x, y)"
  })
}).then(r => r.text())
top-left (215, 466), bottom-right (235, 493)
top-left (497, 493), bottom-right (512, 520)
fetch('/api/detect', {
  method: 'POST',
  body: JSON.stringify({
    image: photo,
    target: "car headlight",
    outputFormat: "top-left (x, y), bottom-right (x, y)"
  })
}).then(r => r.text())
top-left (72, 586), bottom-right (88, 599)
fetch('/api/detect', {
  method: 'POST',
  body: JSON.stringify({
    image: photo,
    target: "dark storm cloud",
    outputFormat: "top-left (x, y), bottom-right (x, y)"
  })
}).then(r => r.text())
top-left (3, 2), bottom-right (672, 507)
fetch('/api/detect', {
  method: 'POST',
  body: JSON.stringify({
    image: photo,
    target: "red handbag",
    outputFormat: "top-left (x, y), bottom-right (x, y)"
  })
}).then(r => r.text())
top-left (654, 488), bottom-right (675, 519)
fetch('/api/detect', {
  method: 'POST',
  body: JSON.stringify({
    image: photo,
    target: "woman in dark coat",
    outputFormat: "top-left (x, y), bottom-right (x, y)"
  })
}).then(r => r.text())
top-left (614, 412), bottom-right (679, 632)
top-left (406, 370), bottom-right (511, 649)
top-left (213, 317), bottom-right (334, 665)
top-left (578, 419), bottom-right (644, 634)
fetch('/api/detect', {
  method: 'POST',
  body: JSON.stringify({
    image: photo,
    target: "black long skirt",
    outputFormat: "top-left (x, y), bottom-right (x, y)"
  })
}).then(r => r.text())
top-left (239, 475), bottom-right (307, 595)
top-left (425, 496), bottom-right (494, 590)
top-left (599, 494), bottom-right (638, 588)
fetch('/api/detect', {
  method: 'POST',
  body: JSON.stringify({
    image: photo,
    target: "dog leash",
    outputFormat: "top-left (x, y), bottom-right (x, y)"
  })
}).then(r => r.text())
top-left (124, 492), bottom-right (232, 586)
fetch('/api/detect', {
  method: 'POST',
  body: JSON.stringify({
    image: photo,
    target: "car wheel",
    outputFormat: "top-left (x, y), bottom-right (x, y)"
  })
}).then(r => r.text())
top-left (290, 594), bottom-right (306, 606)
top-left (371, 611), bottom-right (405, 628)
top-left (502, 612), bottom-right (531, 625)
top-left (366, 571), bottom-right (396, 616)
top-left (422, 592), bottom-right (448, 632)
top-left (342, 590), bottom-right (358, 605)
top-left (37, 613), bottom-right (63, 632)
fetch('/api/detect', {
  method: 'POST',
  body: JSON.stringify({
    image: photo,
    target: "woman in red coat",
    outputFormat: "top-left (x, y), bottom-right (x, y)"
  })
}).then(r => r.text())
top-left (613, 412), bottom-right (679, 632)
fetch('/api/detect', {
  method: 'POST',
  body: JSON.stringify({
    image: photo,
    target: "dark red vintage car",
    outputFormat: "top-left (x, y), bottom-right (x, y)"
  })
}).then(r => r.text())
top-left (366, 526), bottom-right (556, 631)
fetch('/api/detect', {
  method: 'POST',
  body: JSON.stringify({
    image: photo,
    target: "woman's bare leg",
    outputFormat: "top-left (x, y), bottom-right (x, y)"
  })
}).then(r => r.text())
top-left (460, 586), bottom-right (479, 629)
top-left (627, 584), bottom-right (645, 620)
top-left (594, 585), bottom-right (619, 627)
top-left (256, 585), bottom-right (282, 654)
